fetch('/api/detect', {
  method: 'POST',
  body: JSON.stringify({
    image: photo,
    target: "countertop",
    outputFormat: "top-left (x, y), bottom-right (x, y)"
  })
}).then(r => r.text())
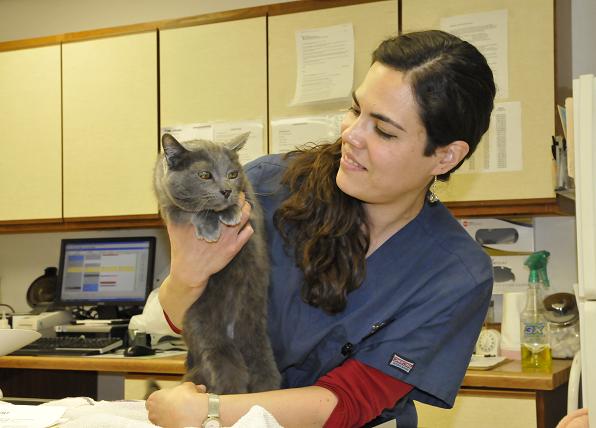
top-left (0, 354), bottom-right (572, 391)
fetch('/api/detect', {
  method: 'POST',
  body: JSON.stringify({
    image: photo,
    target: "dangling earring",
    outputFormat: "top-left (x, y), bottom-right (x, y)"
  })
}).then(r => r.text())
top-left (428, 176), bottom-right (440, 203)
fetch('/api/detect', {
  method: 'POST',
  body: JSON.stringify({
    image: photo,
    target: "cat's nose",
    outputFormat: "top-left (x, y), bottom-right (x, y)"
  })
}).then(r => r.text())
top-left (220, 190), bottom-right (232, 199)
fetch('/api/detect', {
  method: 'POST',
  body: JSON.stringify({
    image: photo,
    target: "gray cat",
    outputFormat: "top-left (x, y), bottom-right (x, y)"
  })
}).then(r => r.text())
top-left (154, 132), bottom-right (281, 394)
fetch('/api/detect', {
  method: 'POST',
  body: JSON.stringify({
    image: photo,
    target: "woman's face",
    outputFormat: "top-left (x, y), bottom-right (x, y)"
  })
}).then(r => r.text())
top-left (336, 62), bottom-right (441, 206)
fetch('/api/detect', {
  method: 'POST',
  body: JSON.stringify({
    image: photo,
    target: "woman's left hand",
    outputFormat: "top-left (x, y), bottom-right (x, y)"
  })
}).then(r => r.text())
top-left (146, 382), bottom-right (207, 427)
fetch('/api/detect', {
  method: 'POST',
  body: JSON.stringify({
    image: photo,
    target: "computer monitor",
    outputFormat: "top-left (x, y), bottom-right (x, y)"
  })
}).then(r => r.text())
top-left (56, 236), bottom-right (156, 318)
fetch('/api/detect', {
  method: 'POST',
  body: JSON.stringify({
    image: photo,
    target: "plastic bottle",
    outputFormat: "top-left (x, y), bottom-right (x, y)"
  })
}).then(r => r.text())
top-left (520, 250), bottom-right (552, 370)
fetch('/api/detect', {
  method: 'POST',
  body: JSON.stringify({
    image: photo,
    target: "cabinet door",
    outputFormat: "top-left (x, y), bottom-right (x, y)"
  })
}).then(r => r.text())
top-left (62, 32), bottom-right (158, 218)
top-left (0, 45), bottom-right (62, 221)
top-left (403, 0), bottom-right (555, 201)
top-left (268, 0), bottom-right (398, 151)
top-left (160, 17), bottom-right (268, 161)
top-left (416, 390), bottom-right (537, 428)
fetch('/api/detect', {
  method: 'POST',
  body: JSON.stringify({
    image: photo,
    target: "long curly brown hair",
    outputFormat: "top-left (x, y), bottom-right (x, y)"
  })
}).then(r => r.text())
top-left (274, 30), bottom-right (495, 314)
top-left (273, 140), bottom-right (369, 314)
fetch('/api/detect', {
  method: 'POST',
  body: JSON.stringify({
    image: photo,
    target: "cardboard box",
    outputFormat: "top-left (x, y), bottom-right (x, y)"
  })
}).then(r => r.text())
top-left (459, 218), bottom-right (534, 252)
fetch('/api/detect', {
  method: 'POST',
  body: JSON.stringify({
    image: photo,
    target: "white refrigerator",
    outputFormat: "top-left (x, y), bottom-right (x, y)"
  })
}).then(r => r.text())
top-left (571, 73), bottom-right (596, 426)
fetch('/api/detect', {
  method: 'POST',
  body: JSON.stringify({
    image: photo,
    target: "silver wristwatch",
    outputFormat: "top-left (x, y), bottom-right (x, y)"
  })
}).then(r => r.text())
top-left (201, 393), bottom-right (221, 428)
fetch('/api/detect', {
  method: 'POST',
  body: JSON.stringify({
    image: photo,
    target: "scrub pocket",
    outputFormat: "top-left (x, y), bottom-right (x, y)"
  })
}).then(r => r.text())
top-left (281, 324), bottom-right (350, 388)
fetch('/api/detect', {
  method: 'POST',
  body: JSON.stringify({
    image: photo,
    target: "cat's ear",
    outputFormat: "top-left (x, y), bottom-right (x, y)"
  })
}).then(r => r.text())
top-left (161, 133), bottom-right (187, 168)
top-left (224, 132), bottom-right (250, 153)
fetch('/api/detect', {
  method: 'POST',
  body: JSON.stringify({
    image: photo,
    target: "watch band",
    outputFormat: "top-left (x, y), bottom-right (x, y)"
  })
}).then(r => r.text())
top-left (202, 393), bottom-right (221, 428)
top-left (207, 393), bottom-right (220, 418)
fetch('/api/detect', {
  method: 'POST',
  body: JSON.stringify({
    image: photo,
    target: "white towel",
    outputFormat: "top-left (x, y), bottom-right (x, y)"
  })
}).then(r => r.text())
top-left (38, 397), bottom-right (283, 428)
top-left (232, 405), bottom-right (283, 428)
top-left (43, 398), bottom-right (157, 428)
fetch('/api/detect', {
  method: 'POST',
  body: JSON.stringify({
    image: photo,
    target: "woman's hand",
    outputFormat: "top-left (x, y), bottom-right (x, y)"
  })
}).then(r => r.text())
top-left (159, 194), bottom-right (254, 327)
top-left (168, 193), bottom-right (254, 289)
top-left (146, 382), bottom-right (207, 428)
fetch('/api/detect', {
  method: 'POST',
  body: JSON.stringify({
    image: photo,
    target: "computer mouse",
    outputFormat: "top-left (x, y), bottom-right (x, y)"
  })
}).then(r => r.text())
top-left (123, 345), bottom-right (156, 357)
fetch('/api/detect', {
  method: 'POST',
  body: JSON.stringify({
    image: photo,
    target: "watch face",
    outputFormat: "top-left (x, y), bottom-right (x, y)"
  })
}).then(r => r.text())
top-left (203, 418), bottom-right (221, 428)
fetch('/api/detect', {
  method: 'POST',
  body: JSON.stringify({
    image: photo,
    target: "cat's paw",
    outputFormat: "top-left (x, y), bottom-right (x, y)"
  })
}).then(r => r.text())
top-left (194, 224), bottom-right (221, 242)
top-left (192, 213), bottom-right (222, 242)
top-left (219, 205), bottom-right (242, 226)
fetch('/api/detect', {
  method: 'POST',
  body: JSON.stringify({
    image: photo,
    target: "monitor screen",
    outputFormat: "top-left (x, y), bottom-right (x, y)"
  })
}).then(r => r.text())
top-left (56, 236), bottom-right (156, 307)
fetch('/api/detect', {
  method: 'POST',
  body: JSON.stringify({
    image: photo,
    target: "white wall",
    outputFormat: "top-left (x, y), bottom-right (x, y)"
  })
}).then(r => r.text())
top-left (533, 216), bottom-right (578, 293)
top-left (0, 0), bottom-right (296, 43)
top-left (0, 229), bottom-right (170, 313)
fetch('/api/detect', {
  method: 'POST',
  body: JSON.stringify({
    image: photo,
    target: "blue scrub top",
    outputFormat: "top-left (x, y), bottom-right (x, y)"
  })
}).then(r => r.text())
top-left (245, 154), bottom-right (493, 427)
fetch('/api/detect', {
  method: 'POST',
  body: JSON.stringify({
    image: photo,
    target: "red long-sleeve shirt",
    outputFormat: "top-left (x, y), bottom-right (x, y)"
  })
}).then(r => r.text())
top-left (315, 358), bottom-right (413, 427)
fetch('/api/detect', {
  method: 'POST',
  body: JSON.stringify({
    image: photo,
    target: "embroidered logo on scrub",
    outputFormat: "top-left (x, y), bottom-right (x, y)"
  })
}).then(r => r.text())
top-left (389, 353), bottom-right (415, 374)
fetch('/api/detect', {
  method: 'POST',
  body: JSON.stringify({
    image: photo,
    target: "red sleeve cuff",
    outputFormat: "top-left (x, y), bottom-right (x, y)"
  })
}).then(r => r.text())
top-left (315, 359), bottom-right (413, 428)
top-left (163, 310), bottom-right (182, 334)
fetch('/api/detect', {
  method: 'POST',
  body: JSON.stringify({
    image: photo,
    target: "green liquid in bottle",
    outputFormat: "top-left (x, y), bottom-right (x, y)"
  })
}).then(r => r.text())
top-left (521, 344), bottom-right (552, 371)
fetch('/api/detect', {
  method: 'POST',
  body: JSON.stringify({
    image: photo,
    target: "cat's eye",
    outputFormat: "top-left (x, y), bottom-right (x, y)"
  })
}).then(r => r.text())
top-left (228, 171), bottom-right (239, 179)
top-left (198, 171), bottom-right (212, 180)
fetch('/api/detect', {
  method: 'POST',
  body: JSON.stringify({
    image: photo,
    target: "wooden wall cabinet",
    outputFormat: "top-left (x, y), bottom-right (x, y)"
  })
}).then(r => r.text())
top-left (268, 0), bottom-right (398, 131)
top-left (159, 16), bottom-right (268, 165)
top-left (0, 32), bottom-right (159, 230)
top-left (0, 45), bottom-right (62, 222)
top-left (402, 0), bottom-right (556, 203)
top-left (0, 0), bottom-right (567, 232)
top-left (62, 31), bottom-right (159, 219)
top-left (160, 16), bottom-right (268, 152)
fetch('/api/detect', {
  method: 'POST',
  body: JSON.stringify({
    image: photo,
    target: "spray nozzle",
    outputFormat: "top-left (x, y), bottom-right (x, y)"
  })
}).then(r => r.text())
top-left (524, 250), bottom-right (551, 287)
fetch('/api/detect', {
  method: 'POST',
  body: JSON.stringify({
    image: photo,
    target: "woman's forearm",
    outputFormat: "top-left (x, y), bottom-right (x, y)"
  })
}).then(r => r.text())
top-left (158, 275), bottom-right (207, 328)
top-left (215, 386), bottom-right (338, 428)
top-left (147, 384), bottom-right (338, 428)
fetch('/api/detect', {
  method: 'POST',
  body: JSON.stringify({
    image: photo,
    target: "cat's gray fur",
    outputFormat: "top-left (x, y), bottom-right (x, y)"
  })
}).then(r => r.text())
top-left (154, 132), bottom-right (280, 394)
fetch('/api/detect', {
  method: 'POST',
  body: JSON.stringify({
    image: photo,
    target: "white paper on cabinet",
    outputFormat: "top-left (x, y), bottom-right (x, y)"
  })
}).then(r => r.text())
top-left (271, 112), bottom-right (345, 154)
top-left (212, 120), bottom-right (265, 165)
top-left (291, 23), bottom-right (354, 105)
top-left (161, 121), bottom-right (265, 165)
top-left (160, 123), bottom-right (213, 142)
top-left (458, 101), bottom-right (522, 174)
top-left (440, 9), bottom-right (508, 100)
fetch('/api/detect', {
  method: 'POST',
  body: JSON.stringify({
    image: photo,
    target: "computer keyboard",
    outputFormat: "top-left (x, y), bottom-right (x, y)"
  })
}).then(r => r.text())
top-left (10, 336), bottom-right (123, 356)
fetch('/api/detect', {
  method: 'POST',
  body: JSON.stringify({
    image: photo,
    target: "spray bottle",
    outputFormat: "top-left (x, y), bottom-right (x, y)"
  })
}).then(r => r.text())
top-left (520, 250), bottom-right (552, 370)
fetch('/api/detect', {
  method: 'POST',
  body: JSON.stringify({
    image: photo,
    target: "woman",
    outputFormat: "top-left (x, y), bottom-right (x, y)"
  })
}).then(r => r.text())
top-left (146, 29), bottom-right (496, 427)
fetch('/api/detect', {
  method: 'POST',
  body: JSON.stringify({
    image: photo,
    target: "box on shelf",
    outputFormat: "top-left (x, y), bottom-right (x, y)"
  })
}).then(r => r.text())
top-left (490, 255), bottom-right (531, 294)
top-left (459, 218), bottom-right (534, 252)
